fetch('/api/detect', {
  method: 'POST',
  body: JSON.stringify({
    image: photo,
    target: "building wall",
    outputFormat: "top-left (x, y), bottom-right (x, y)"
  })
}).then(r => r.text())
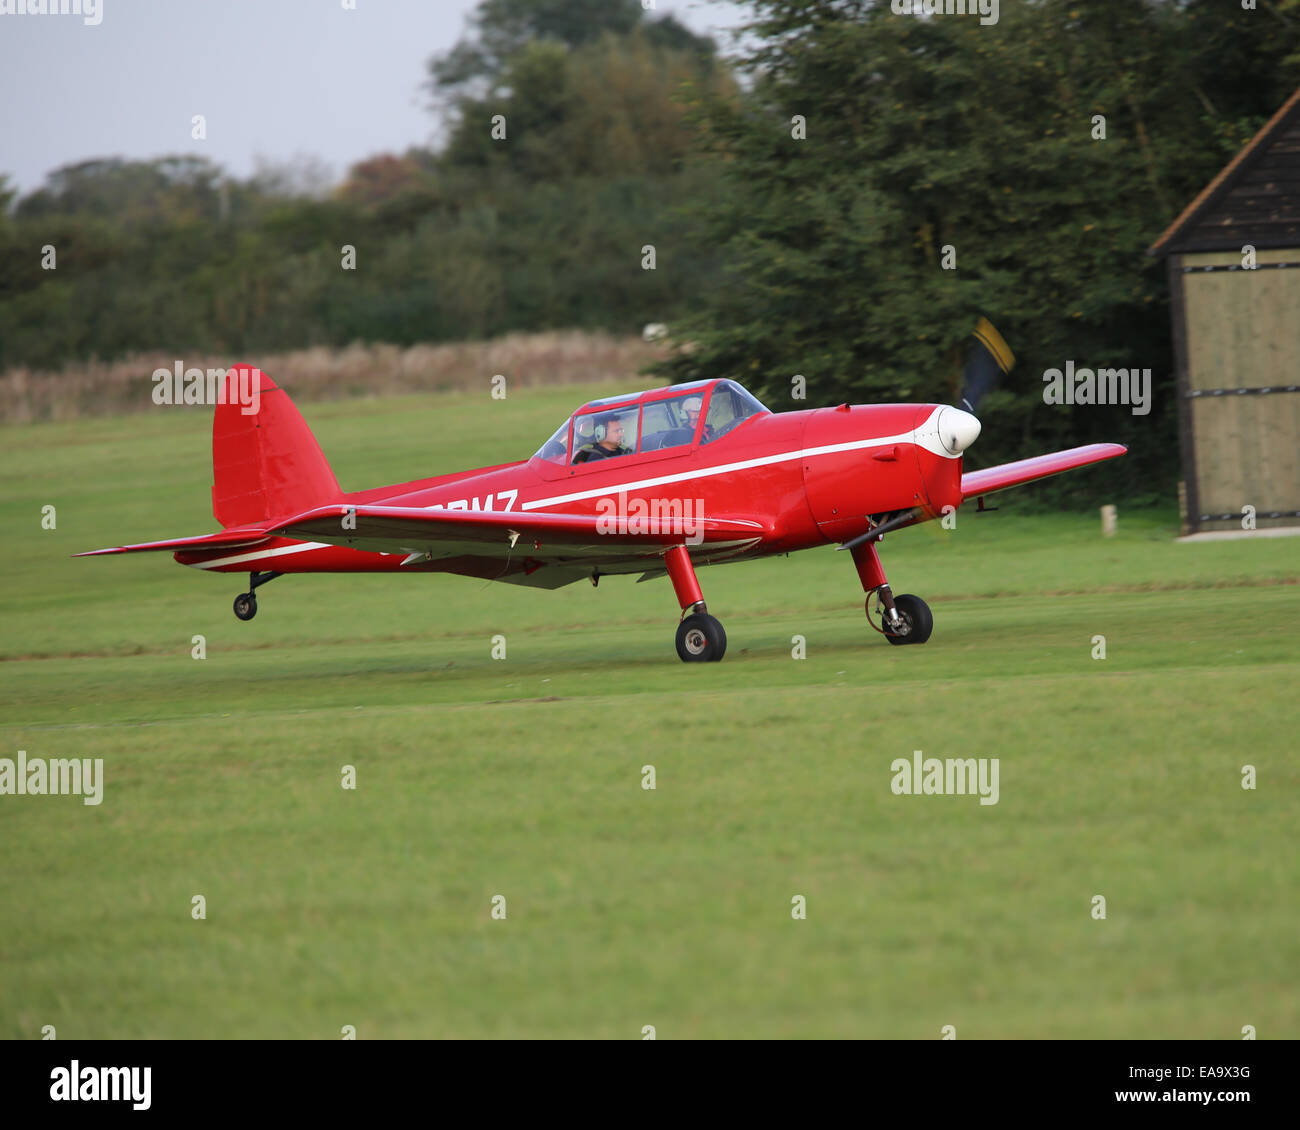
top-left (1177, 248), bottom-right (1300, 531)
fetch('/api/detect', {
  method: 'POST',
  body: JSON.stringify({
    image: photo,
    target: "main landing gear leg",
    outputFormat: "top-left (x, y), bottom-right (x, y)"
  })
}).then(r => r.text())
top-left (850, 540), bottom-right (933, 646)
top-left (232, 570), bottom-right (283, 622)
top-left (664, 545), bottom-right (726, 662)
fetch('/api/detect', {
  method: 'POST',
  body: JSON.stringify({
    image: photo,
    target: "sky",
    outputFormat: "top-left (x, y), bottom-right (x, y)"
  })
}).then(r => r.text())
top-left (0, 0), bottom-right (751, 195)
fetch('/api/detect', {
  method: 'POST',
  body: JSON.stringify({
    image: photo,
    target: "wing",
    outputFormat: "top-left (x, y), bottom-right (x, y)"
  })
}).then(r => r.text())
top-left (268, 503), bottom-right (772, 562)
top-left (960, 444), bottom-right (1127, 501)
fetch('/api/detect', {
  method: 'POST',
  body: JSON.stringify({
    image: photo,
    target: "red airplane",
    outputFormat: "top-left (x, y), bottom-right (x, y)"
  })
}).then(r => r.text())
top-left (80, 322), bottom-right (1126, 662)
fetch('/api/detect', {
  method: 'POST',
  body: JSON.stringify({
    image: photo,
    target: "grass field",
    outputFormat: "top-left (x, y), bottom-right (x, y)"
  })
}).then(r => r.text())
top-left (2, 383), bottom-right (1297, 1038)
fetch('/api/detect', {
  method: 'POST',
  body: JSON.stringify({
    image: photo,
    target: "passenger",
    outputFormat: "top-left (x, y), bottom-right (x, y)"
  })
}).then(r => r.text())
top-left (574, 414), bottom-right (631, 462)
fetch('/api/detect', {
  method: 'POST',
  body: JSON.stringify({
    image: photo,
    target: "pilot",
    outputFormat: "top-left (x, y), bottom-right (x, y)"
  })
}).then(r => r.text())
top-left (684, 396), bottom-right (714, 441)
top-left (574, 414), bottom-right (631, 462)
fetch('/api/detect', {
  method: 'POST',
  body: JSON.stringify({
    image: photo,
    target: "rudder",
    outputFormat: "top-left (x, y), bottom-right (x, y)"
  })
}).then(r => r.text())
top-left (212, 366), bottom-right (341, 528)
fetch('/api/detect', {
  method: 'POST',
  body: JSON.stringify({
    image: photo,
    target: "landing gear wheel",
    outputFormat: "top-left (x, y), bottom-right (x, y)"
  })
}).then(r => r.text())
top-left (233, 593), bottom-right (258, 621)
top-left (882, 594), bottom-right (932, 645)
top-left (675, 613), bottom-right (727, 662)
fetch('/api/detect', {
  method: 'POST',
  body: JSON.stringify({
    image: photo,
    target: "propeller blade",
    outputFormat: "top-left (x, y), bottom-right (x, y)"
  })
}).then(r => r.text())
top-left (958, 317), bottom-right (1016, 415)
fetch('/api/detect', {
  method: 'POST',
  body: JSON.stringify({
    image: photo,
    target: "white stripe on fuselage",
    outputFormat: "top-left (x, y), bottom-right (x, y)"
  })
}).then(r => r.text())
top-left (189, 409), bottom-right (949, 570)
top-left (191, 541), bottom-right (332, 569)
top-left (521, 408), bottom-right (948, 511)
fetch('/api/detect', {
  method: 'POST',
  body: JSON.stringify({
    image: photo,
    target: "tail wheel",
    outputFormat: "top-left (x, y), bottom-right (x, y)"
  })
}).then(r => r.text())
top-left (233, 593), bottom-right (258, 621)
top-left (676, 613), bottom-right (727, 662)
top-left (882, 594), bottom-right (932, 645)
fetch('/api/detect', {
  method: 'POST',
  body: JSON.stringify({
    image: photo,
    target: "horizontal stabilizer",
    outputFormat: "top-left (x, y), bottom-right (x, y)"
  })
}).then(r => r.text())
top-left (75, 529), bottom-right (270, 557)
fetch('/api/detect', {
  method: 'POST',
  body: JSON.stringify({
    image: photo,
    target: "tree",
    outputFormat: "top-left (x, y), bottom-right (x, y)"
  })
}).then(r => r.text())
top-left (248, 154), bottom-right (337, 200)
top-left (427, 0), bottom-right (710, 101)
top-left (650, 0), bottom-right (1300, 503)
top-left (337, 153), bottom-right (426, 208)
top-left (16, 156), bottom-right (227, 227)
top-left (440, 30), bottom-right (729, 180)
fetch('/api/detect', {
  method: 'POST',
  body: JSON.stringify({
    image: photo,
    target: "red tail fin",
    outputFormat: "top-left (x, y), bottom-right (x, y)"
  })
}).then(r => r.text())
top-left (212, 366), bottom-right (341, 528)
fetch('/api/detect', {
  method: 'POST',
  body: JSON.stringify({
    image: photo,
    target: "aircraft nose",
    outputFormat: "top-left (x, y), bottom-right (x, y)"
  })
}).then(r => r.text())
top-left (936, 406), bottom-right (981, 456)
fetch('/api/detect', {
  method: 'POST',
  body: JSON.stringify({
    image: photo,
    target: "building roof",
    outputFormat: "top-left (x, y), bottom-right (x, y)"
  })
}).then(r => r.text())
top-left (1148, 84), bottom-right (1300, 256)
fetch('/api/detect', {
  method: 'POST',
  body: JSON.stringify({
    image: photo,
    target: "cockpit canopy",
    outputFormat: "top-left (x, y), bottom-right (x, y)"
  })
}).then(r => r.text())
top-left (533, 379), bottom-right (770, 466)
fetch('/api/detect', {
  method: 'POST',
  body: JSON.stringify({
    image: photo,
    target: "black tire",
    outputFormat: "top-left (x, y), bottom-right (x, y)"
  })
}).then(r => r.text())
top-left (675, 613), bottom-right (727, 662)
top-left (882, 594), bottom-right (932, 645)
top-left (233, 593), bottom-right (257, 621)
